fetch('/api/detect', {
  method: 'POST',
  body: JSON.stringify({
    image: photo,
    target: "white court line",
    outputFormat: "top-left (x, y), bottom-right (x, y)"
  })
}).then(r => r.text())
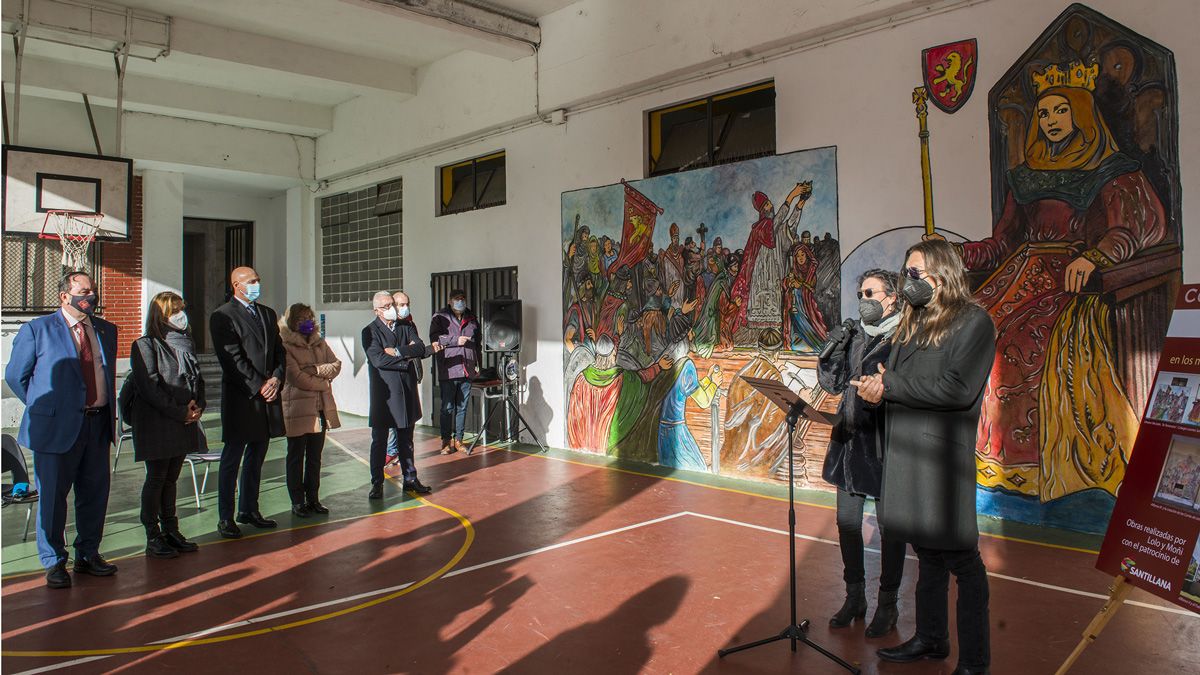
top-left (16, 508), bottom-right (1195, 674)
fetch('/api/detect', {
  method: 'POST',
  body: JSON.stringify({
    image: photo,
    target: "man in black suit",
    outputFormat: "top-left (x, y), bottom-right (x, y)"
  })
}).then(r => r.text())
top-left (363, 290), bottom-right (440, 499)
top-left (209, 266), bottom-right (286, 538)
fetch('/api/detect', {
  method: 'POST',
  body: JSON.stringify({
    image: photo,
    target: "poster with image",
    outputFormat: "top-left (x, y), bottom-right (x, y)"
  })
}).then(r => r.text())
top-left (1097, 284), bottom-right (1200, 613)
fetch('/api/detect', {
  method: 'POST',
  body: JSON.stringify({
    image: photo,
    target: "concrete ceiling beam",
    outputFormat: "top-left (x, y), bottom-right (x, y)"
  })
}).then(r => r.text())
top-left (350, 0), bottom-right (539, 58)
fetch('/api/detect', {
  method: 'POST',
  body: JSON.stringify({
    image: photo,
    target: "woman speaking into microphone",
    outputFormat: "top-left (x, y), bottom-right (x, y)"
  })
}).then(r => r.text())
top-left (852, 239), bottom-right (996, 675)
top-left (818, 269), bottom-right (906, 637)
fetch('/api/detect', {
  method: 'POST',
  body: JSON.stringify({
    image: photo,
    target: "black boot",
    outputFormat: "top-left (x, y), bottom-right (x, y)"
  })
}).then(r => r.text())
top-left (146, 534), bottom-right (179, 559)
top-left (829, 581), bottom-right (867, 628)
top-left (163, 530), bottom-right (200, 553)
top-left (866, 589), bottom-right (899, 637)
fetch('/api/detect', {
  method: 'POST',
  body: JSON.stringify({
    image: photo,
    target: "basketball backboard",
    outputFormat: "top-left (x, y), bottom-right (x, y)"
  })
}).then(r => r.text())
top-left (2, 146), bottom-right (132, 241)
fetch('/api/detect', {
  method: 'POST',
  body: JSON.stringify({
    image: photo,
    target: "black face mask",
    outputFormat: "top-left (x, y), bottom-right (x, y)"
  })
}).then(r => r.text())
top-left (69, 293), bottom-right (99, 316)
top-left (859, 298), bottom-right (885, 325)
top-left (902, 276), bottom-right (934, 307)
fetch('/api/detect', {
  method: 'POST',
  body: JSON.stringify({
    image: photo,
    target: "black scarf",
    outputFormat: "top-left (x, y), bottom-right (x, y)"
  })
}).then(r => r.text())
top-left (165, 329), bottom-right (200, 384)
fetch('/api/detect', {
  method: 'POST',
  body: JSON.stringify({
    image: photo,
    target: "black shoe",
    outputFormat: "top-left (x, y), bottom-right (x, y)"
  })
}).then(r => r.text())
top-left (307, 501), bottom-right (330, 515)
top-left (403, 479), bottom-right (432, 494)
top-left (865, 590), bottom-right (899, 638)
top-left (236, 511), bottom-right (278, 529)
top-left (146, 536), bottom-right (180, 559)
top-left (163, 530), bottom-right (200, 553)
top-left (73, 553), bottom-right (118, 577)
top-left (952, 667), bottom-right (989, 675)
top-left (217, 519), bottom-right (243, 539)
top-left (45, 561), bottom-right (71, 589)
top-left (291, 503), bottom-right (313, 518)
top-left (368, 483), bottom-right (384, 500)
top-left (829, 582), bottom-right (867, 628)
top-left (877, 635), bottom-right (951, 663)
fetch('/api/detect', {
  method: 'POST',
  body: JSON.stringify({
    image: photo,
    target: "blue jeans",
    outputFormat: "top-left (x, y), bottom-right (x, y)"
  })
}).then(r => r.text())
top-left (440, 379), bottom-right (472, 441)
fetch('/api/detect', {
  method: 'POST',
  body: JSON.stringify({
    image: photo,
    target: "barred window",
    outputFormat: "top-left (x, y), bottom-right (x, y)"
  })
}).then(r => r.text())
top-left (1, 235), bottom-right (101, 314)
top-left (320, 179), bottom-right (403, 305)
top-left (647, 81), bottom-right (776, 177)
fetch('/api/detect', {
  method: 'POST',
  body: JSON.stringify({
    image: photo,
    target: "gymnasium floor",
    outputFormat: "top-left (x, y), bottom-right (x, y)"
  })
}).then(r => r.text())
top-left (2, 419), bottom-right (1197, 674)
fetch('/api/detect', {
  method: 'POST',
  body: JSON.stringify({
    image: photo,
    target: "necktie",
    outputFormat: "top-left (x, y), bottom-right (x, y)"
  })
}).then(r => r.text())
top-left (246, 302), bottom-right (259, 318)
top-left (74, 322), bottom-right (99, 407)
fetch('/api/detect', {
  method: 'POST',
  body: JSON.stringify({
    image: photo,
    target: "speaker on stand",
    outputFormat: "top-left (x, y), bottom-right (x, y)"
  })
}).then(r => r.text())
top-left (468, 299), bottom-right (545, 454)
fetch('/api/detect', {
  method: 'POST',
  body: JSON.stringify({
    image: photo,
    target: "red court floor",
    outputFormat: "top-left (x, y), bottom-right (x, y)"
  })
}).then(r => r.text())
top-left (2, 427), bottom-right (1197, 674)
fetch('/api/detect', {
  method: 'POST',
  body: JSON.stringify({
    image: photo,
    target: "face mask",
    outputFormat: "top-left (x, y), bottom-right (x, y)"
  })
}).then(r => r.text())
top-left (451, 300), bottom-right (466, 313)
top-left (397, 305), bottom-right (411, 320)
top-left (902, 276), bottom-right (935, 307)
top-left (298, 319), bottom-right (316, 335)
top-left (168, 311), bottom-right (189, 331)
top-left (381, 306), bottom-right (398, 322)
top-left (242, 282), bottom-right (261, 302)
top-left (858, 298), bottom-right (885, 325)
top-left (70, 293), bottom-right (98, 316)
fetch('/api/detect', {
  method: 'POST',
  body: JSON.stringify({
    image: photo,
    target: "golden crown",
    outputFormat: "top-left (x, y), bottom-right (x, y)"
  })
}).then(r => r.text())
top-left (1031, 60), bottom-right (1099, 94)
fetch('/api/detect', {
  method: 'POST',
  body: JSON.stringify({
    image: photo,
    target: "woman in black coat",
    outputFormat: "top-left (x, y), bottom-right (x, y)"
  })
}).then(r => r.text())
top-left (818, 268), bottom-right (906, 637)
top-left (129, 292), bottom-right (205, 558)
top-left (854, 240), bottom-right (996, 675)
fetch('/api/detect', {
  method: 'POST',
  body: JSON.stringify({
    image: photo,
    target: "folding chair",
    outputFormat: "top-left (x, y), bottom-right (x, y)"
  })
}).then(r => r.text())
top-left (112, 404), bottom-right (134, 472)
top-left (2, 434), bottom-right (40, 542)
top-left (183, 451), bottom-right (222, 508)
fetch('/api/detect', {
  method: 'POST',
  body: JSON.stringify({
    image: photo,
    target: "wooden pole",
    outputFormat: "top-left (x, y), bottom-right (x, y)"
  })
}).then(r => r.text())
top-left (1054, 575), bottom-right (1135, 675)
top-left (912, 86), bottom-right (935, 236)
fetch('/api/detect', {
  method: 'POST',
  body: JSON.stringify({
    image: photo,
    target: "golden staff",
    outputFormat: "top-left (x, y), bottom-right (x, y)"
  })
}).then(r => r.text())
top-left (913, 86), bottom-right (935, 235)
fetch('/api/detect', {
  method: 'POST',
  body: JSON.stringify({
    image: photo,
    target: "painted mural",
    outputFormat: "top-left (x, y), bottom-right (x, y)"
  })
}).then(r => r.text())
top-left (561, 148), bottom-right (841, 485)
top-left (961, 4), bottom-right (1183, 532)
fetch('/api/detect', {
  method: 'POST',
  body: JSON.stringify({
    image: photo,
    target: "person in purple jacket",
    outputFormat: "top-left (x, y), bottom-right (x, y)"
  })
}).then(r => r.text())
top-left (429, 289), bottom-right (479, 454)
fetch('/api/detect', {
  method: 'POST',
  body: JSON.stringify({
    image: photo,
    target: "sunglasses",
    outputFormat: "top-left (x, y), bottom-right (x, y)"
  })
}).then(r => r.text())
top-left (856, 289), bottom-right (888, 299)
top-left (904, 266), bottom-right (927, 280)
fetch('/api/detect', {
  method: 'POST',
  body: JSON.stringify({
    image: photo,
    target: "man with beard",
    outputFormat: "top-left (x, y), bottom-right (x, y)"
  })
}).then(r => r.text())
top-left (658, 223), bottom-right (686, 309)
top-left (564, 274), bottom-right (597, 353)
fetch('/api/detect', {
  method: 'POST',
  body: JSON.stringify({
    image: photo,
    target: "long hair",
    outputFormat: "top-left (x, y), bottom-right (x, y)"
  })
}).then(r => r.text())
top-left (146, 291), bottom-right (186, 341)
top-left (894, 240), bottom-right (976, 348)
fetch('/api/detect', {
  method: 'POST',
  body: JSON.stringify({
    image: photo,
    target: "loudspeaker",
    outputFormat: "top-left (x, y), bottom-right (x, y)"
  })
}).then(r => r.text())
top-left (482, 298), bottom-right (522, 352)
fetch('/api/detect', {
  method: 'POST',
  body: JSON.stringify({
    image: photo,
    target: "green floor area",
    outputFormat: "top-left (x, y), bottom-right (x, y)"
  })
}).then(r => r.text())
top-left (2, 413), bottom-right (1103, 577)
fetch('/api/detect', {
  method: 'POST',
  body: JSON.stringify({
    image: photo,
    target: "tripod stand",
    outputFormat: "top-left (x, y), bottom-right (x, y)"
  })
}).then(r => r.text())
top-left (465, 354), bottom-right (546, 455)
top-left (718, 377), bottom-right (859, 673)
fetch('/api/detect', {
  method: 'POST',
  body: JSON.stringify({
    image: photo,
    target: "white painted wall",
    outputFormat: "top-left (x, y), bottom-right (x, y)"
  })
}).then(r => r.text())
top-left (142, 170), bottom-right (185, 303)
top-left (310, 0), bottom-right (1200, 448)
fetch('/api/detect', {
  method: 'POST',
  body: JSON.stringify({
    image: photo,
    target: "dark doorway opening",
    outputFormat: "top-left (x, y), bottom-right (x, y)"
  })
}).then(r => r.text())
top-left (182, 218), bottom-right (253, 352)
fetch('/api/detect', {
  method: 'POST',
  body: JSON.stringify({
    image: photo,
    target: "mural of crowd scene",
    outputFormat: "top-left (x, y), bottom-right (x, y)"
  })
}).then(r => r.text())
top-left (561, 147), bottom-right (841, 486)
top-left (1148, 373), bottom-right (1200, 426)
top-left (1184, 541), bottom-right (1200, 605)
top-left (964, 4), bottom-right (1183, 532)
top-left (1151, 435), bottom-right (1200, 517)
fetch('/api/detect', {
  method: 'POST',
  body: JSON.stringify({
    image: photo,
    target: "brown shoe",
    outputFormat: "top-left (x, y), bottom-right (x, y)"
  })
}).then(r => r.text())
top-left (439, 441), bottom-right (455, 455)
top-left (453, 438), bottom-right (467, 453)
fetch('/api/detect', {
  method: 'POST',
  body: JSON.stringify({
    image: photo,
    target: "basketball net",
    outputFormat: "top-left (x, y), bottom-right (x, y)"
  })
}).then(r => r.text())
top-left (39, 211), bottom-right (104, 272)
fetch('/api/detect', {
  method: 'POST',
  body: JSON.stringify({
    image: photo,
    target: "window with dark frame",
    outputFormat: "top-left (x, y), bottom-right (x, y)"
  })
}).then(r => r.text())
top-left (319, 178), bottom-right (403, 305)
top-left (438, 151), bottom-right (506, 216)
top-left (1, 235), bottom-right (102, 314)
top-left (647, 81), bottom-right (776, 177)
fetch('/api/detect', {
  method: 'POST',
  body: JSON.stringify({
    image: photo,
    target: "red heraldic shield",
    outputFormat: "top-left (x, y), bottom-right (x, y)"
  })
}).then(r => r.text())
top-left (922, 39), bottom-right (978, 113)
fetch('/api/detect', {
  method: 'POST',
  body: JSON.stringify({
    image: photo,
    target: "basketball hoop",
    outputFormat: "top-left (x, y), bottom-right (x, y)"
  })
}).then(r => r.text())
top-left (39, 210), bottom-right (104, 272)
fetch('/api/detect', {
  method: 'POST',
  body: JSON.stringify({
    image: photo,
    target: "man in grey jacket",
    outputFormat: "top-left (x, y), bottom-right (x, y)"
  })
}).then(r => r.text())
top-left (429, 289), bottom-right (479, 454)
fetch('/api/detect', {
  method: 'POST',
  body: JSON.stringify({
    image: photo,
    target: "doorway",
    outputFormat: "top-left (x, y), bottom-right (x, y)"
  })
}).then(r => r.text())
top-left (182, 218), bottom-right (253, 352)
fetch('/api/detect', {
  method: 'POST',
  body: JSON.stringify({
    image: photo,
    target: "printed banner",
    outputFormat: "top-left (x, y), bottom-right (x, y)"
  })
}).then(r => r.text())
top-left (1097, 284), bottom-right (1200, 613)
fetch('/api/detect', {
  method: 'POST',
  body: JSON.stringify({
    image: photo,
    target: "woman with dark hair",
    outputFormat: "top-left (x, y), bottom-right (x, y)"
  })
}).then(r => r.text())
top-left (129, 291), bottom-right (204, 558)
top-left (854, 240), bottom-right (996, 675)
top-left (279, 303), bottom-right (341, 517)
top-left (818, 268), bottom-right (906, 637)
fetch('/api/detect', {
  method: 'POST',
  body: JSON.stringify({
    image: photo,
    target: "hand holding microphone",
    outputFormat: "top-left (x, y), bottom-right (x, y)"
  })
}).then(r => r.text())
top-left (818, 319), bottom-right (857, 361)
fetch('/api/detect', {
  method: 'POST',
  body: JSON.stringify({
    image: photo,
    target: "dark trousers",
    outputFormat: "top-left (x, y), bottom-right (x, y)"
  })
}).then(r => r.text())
top-left (835, 488), bottom-right (906, 591)
top-left (141, 455), bottom-right (185, 537)
top-left (3, 442), bottom-right (30, 484)
top-left (286, 431), bottom-right (326, 505)
top-left (371, 425), bottom-right (414, 485)
top-left (218, 440), bottom-right (269, 521)
top-left (913, 545), bottom-right (991, 669)
top-left (32, 410), bottom-right (112, 569)
top-left (440, 379), bottom-right (472, 441)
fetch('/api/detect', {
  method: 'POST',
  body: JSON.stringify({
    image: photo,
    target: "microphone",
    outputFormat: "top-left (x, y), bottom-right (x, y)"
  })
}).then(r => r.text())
top-left (818, 319), bottom-right (857, 360)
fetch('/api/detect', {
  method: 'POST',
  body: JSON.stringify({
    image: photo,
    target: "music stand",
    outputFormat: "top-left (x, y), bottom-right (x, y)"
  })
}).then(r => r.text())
top-left (718, 376), bottom-right (859, 674)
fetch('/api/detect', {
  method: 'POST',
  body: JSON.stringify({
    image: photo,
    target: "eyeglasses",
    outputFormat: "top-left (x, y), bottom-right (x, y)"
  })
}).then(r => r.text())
top-left (856, 289), bottom-right (887, 299)
top-left (905, 266), bottom-right (927, 280)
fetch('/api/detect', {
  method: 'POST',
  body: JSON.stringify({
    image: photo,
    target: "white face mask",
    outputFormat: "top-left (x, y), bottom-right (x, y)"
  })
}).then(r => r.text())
top-left (168, 311), bottom-right (189, 331)
top-left (381, 306), bottom-right (398, 322)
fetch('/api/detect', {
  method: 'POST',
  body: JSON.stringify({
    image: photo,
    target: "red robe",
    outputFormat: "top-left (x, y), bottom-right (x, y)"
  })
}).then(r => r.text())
top-left (729, 214), bottom-right (774, 333)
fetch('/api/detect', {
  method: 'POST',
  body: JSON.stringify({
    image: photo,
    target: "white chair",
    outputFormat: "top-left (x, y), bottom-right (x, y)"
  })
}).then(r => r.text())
top-left (112, 404), bottom-right (133, 472)
top-left (2, 434), bottom-right (39, 542)
top-left (183, 452), bottom-right (222, 508)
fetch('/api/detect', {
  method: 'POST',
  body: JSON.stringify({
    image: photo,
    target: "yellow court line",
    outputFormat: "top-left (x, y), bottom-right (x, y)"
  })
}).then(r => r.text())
top-left (502, 446), bottom-right (1102, 556)
top-left (1, 494), bottom-right (474, 658)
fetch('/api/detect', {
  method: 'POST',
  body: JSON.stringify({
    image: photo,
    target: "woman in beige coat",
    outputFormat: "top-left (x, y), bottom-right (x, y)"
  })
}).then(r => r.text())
top-left (280, 303), bottom-right (342, 517)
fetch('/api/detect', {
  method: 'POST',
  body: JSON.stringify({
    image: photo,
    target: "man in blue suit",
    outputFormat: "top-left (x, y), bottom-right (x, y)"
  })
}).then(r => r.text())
top-left (4, 271), bottom-right (119, 588)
